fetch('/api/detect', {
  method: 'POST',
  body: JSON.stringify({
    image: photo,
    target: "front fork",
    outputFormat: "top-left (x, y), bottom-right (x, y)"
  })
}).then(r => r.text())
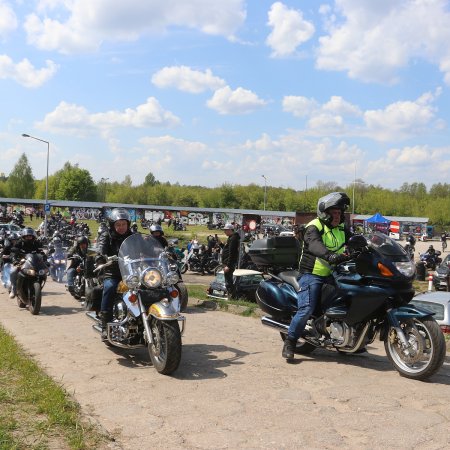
top-left (386, 309), bottom-right (412, 354)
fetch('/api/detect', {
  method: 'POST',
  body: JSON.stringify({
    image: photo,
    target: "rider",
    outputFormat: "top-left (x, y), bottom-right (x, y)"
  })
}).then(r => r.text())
top-left (282, 192), bottom-right (352, 360)
top-left (96, 208), bottom-right (133, 340)
top-left (149, 224), bottom-right (168, 248)
top-left (441, 232), bottom-right (447, 250)
top-left (407, 233), bottom-right (416, 248)
top-left (66, 235), bottom-right (89, 294)
top-left (427, 245), bottom-right (436, 257)
top-left (8, 228), bottom-right (45, 299)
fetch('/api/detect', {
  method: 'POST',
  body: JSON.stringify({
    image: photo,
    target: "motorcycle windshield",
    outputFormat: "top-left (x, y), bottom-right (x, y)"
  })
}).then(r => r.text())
top-left (366, 232), bottom-right (409, 261)
top-left (118, 233), bottom-right (165, 281)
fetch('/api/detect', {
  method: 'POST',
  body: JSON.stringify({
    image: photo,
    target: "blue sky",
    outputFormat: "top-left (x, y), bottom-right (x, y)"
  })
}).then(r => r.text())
top-left (2, 0), bottom-right (450, 191)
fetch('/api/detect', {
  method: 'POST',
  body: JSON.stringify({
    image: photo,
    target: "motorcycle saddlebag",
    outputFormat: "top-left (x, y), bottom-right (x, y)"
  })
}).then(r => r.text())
top-left (249, 237), bottom-right (300, 267)
top-left (84, 285), bottom-right (102, 311)
top-left (256, 280), bottom-right (297, 319)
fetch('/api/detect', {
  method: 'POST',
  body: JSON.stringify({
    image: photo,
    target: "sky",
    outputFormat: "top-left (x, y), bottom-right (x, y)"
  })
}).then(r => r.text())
top-left (2, 0), bottom-right (450, 192)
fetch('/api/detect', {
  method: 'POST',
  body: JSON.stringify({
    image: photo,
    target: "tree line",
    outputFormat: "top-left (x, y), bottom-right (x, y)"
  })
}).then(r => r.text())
top-left (2, 153), bottom-right (450, 227)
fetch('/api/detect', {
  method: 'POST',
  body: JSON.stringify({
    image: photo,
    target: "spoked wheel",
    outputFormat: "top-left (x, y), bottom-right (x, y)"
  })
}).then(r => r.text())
top-left (147, 319), bottom-right (182, 375)
top-left (384, 318), bottom-right (446, 380)
top-left (280, 332), bottom-right (316, 355)
top-left (28, 282), bottom-right (42, 315)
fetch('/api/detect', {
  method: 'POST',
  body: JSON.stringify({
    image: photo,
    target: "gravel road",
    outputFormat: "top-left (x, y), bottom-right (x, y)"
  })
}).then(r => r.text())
top-left (0, 238), bottom-right (449, 449)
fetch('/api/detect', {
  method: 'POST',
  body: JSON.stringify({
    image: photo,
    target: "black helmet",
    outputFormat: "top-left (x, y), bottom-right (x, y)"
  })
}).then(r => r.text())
top-left (21, 227), bottom-right (36, 239)
top-left (108, 208), bottom-right (130, 225)
top-left (77, 235), bottom-right (88, 246)
top-left (317, 192), bottom-right (350, 226)
top-left (150, 224), bottom-right (163, 234)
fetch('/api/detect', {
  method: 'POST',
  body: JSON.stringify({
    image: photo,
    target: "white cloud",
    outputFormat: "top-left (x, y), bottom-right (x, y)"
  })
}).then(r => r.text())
top-left (152, 66), bottom-right (226, 93)
top-left (24, 0), bottom-right (247, 54)
top-left (37, 98), bottom-right (181, 136)
top-left (0, 1), bottom-right (17, 38)
top-left (283, 90), bottom-right (441, 142)
top-left (0, 55), bottom-right (58, 87)
top-left (363, 91), bottom-right (440, 141)
top-left (140, 135), bottom-right (207, 157)
top-left (316, 0), bottom-right (450, 85)
top-left (266, 1), bottom-right (315, 57)
top-left (207, 86), bottom-right (267, 115)
top-left (283, 95), bottom-right (319, 117)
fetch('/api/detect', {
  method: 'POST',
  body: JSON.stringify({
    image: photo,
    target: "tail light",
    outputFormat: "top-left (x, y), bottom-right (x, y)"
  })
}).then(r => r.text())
top-left (440, 325), bottom-right (450, 334)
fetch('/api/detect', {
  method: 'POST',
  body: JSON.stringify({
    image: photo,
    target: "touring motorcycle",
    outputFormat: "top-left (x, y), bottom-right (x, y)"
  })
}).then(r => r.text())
top-left (48, 249), bottom-right (66, 283)
top-left (14, 252), bottom-right (49, 315)
top-left (86, 233), bottom-right (185, 375)
top-left (249, 233), bottom-right (446, 381)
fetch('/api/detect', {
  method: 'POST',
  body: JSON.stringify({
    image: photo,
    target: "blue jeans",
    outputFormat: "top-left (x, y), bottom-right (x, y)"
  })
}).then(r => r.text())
top-left (66, 268), bottom-right (76, 286)
top-left (100, 277), bottom-right (120, 313)
top-left (287, 273), bottom-right (332, 341)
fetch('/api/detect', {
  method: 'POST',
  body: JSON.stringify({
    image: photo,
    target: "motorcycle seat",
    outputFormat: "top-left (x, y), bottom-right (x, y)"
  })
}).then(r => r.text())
top-left (279, 270), bottom-right (301, 292)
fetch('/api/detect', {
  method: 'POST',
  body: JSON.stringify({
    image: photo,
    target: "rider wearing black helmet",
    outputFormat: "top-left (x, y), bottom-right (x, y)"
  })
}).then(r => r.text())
top-left (149, 224), bottom-right (168, 248)
top-left (282, 192), bottom-right (353, 360)
top-left (8, 228), bottom-right (44, 299)
top-left (66, 235), bottom-right (89, 294)
top-left (96, 208), bottom-right (133, 340)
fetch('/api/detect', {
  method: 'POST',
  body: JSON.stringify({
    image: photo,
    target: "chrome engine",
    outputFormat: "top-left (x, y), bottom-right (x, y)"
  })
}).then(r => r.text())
top-left (327, 321), bottom-right (355, 348)
top-left (110, 301), bottom-right (141, 346)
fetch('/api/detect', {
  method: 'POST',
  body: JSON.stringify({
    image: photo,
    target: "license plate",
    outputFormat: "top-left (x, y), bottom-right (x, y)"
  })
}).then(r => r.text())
top-left (439, 282), bottom-right (448, 286)
top-left (213, 289), bottom-right (224, 296)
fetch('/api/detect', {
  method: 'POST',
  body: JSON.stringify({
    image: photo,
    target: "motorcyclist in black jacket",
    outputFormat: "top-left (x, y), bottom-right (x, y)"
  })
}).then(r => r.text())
top-left (96, 208), bottom-right (133, 340)
top-left (9, 228), bottom-right (45, 298)
top-left (221, 223), bottom-right (240, 299)
top-left (66, 235), bottom-right (89, 294)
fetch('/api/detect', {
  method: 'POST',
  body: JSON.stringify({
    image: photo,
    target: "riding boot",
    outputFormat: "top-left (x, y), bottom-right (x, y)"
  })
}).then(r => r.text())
top-left (282, 338), bottom-right (296, 359)
top-left (100, 310), bottom-right (112, 341)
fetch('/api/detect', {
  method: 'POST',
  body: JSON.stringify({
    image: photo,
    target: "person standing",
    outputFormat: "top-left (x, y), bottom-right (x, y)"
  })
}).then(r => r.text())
top-left (221, 223), bottom-right (240, 299)
top-left (282, 192), bottom-right (352, 360)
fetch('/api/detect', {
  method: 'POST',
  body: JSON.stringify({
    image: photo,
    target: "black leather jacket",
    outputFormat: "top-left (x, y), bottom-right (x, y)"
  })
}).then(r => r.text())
top-left (221, 232), bottom-right (240, 269)
top-left (96, 229), bottom-right (133, 278)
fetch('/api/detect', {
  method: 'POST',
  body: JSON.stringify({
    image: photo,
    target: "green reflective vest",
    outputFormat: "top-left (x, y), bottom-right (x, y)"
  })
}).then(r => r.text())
top-left (307, 218), bottom-right (346, 277)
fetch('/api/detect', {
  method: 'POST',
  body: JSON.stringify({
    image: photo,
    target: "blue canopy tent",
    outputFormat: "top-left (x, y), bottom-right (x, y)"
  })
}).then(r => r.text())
top-left (365, 212), bottom-right (390, 234)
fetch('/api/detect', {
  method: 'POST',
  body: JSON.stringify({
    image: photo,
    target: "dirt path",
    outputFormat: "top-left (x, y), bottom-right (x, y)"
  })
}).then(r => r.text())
top-left (0, 264), bottom-right (449, 449)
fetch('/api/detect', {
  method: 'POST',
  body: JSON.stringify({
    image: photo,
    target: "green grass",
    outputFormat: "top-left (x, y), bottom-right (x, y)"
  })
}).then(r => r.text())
top-left (0, 325), bottom-right (109, 449)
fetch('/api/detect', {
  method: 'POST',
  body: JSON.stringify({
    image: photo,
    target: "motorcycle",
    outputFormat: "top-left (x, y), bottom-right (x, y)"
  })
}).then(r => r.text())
top-left (14, 252), bottom-right (49, 315)
top-left (86, 233), bottom-right (186, 375)
top-left (419, 251), bottom-right (442, 270)
top-left (48, 250), bottom-right (66, 283)
top-left (249, 233), bottom-right (446, 381)
top-left (402, 243), bottom-right (414, 261)
top-left (67, 254), bottom-right (86, 300)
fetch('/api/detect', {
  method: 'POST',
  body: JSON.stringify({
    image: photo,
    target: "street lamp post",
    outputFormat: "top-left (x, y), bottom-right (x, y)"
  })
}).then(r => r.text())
top-left (22, 134), bottom-right (50, 238)
top-left (261, 175), bottom-right (267, 211)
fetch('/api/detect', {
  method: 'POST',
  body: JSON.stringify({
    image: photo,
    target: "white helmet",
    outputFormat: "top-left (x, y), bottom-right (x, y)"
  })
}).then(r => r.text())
top-left (223, 223), bottom-right (234, 230)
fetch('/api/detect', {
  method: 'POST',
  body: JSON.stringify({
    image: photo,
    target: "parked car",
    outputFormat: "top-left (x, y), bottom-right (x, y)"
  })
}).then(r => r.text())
top-left (206, 269), bottom-right (264, 301)
top-left (432, 254), bottom-right (450, 291)
top-left (409, 291), bottom-right (450, 335)
top-left (0, 223), bottom-right (22, 233)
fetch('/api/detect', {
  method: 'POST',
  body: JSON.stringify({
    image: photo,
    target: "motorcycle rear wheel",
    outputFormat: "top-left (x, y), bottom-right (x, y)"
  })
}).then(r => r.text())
top-left (28, 282), bottom-right (42, 315)
top-left (148, 319), bottom-right (182, 375)
top-left (384, 317), bottom-right (445, 381)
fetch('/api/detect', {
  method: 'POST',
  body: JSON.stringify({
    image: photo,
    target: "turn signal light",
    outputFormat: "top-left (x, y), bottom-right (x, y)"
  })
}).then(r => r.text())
top-left (170, 290), bottom-right (179, 298)
top-left (378, 262), bottom-right (394, 277)
top-left (440, 325), bottom-right (450, 334)
top-left (128, 293), bottom-right (138, 303)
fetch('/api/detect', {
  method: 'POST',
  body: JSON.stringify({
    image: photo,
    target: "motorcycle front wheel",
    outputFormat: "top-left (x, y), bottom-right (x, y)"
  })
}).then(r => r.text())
top-left (384, 317), bottom-right (445, 381)
top-left (28, 281), bottom-right (42, 315)
top-left (147, 319), bottom-right (182, 375)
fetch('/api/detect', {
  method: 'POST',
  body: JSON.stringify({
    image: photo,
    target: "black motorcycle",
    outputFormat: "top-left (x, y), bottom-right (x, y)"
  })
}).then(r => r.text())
top-left (14, 252), bottom-right (49, 315)
top-left (48, 250), bottom-right (66, 283)
top-left (249, 233), bottom-right (446, 381)
top-left (66, 254), bottom-right (87, 300)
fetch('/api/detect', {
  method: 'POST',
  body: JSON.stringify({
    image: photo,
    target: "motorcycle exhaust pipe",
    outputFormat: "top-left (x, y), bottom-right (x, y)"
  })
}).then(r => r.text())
top-left (261, 316), bottom-right (289, 332)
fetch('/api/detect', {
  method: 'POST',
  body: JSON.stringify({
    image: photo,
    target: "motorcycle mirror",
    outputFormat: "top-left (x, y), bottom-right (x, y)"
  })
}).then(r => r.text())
top-left (348, 234), bottom-right (367, 251)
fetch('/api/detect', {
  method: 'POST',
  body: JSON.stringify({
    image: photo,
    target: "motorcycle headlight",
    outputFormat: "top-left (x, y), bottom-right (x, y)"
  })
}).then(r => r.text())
top-left (394, 261), bottom-right (416, 278)
top-left (39, 269), bottom-right (48, 276)
top-left (125, 274), bottom-right (140, 289)
top-left (54, 259), bottom-right (60, 264)
top-left (142, 268), bottom-right (162, 288)
top-left (23, 269), bottom-right (36, 276)
top-left (166, 271), bottom-right (179, 285)
top-left (60, 259), bottom-right (66, 264)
